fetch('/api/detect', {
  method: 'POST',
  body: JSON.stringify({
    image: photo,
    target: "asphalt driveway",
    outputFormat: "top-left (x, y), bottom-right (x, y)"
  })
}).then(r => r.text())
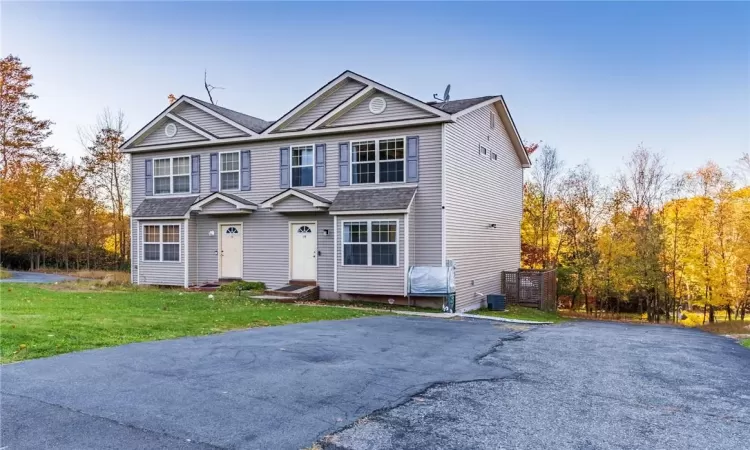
top-left (0, 316), bottom-right (517, 449)
top-left (323, 321), bottom-right (750, 450)
top-left (0, 271), bottom-right (77, 283)
top-left (2, 317), bottom-right (748, 450)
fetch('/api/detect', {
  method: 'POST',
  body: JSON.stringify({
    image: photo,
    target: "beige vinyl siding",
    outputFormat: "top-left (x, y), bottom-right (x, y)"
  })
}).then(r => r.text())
top-left (281, 79), bottom-right (365, 131)
top-left (173, 103), bottom-right (247, 138)
top-left (272, 196), bottom-right (324, 213)
top-left (199, 199), bottom-right (242, 214)
top-left (137, 120), bottom-right (206, 147)
top-left (444, 104), bottom-right (523, 312)
top-left (337, 214), bottom-right (405, 296)
top-left (136, 219), bottom-right (186, 286)
top-left (326, 92), bottom-right (434, 128)
top-left (130, 125), bottom-right (443, 289)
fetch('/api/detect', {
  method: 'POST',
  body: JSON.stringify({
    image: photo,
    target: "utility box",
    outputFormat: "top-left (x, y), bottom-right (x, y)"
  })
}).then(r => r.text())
top-left (487, 294), bottom-right (506, 311)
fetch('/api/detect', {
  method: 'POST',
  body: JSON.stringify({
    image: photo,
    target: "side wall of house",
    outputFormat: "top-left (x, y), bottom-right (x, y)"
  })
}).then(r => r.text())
top-left (444, 104), bottom-right (523, 312)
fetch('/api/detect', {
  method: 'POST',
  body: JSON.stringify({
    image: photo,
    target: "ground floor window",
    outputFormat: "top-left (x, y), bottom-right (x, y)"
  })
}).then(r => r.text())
top-left (342, 220), bottom-right (398, 266)
top-left (143, 224), bottom-right (180, 262)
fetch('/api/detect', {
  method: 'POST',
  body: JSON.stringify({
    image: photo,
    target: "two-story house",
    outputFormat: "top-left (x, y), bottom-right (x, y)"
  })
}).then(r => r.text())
top-left (120, 71), bottom-right (530, 312)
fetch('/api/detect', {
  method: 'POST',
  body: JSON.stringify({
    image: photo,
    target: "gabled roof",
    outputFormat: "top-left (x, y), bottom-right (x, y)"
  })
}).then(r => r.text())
top-left (261, 70), bottom-right (452, 134)
top-left (191, 192), bottom-right (257, 211)
top-left (133, 196), bottom-right (199, 218)
top-left (329, 187), bottom-right (417, 214)
top-left (185, 97), bottom-right (272, 134)
top-left (260, 188), bottom-right (332, 209)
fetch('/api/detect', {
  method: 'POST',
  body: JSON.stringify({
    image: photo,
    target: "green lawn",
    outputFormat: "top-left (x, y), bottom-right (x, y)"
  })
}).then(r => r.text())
top-left (0, 269), bottom-right (11, 279)
top-left (0, 283), bottom-right (380, 363)
top-left (474, 305), bottom-right (566, 323)
top-left (742, 339), bottom-right (750, 349)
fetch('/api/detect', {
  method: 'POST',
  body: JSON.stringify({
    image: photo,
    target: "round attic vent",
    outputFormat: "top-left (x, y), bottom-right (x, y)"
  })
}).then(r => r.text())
top-left (369, 96), bottom-right (387, 115)
top-left (164, 122), bottom-right (178, 138)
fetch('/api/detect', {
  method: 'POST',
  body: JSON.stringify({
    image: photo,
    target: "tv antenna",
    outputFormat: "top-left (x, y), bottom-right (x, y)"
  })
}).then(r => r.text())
top-left (433, 84), bottom-right (451, 103)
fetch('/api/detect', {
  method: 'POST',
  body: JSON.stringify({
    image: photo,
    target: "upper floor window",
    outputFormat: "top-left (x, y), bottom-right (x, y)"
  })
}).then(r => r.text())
top-left (220, 152), bottom-right (240, 190)
top-left (490, 112), bottom-right (496, 129)
top-left (479, 145), bottom-right (487, 156)
top-left (154, 156), bottom-right (190, 194)
top-left (291, 145), bottom-right (314, 187)
top-left (351, 137), bottom-right (404, 185)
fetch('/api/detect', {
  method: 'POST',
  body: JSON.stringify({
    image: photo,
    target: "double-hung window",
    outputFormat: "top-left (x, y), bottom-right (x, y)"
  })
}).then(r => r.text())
top-left (220, 152), bottom-right (240, 190)
top-left (342, 220), bottom-right (398, 266)
top-left (351, 137), bottom-right (404, 184)
top-left (291, 145), bottom-right (314, 187)
top-left (153, 156), bottom-right (190, 194)
top-left (143, 224), bottom-right (180, 262)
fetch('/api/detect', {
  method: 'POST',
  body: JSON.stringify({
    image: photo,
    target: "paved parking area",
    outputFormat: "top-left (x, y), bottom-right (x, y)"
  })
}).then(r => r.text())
top-left (0, 316), bottom-right (516, 449)
top-left (322, 322), bottom-right (750, 450)
top-left (4, 317), bottom-right (748, 450)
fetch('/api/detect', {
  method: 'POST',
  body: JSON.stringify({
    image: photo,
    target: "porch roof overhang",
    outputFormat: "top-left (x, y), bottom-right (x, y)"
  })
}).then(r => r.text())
top-left (328, 186), bottom-right (416, 215)
top-left (190, 192), bottom-right (258, 214)
top-left (132, 196), bottom-right (199, 219)
top-left (260, 188), bottom-right (332, 210)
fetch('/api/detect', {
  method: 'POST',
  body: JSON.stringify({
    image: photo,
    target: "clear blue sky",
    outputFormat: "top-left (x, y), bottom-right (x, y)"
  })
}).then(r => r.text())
top-left (3, 2), bottom-right (748, 178)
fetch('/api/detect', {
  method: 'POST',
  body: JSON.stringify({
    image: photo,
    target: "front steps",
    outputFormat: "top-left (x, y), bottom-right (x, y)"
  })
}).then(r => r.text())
top-left (260, 284), bottom-right (320, 302)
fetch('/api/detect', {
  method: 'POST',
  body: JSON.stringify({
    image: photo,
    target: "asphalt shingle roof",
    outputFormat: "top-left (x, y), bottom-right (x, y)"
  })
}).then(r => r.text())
top-left (187, 97), bottom-right (273, 134)
top-left (210, 192), bottom-right (257, 206)
top-left (329, 187), bottom-right (417, 212)
top-left (427, 96), bottom-right (498, 114)
top-left (132, 196), bottom-right (198, 218)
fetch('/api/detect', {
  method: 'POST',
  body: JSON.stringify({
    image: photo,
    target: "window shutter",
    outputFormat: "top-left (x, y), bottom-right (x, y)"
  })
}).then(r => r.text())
top-left (241, 150), bottom-right (251, 191)
top-left (279, 147), bottom-right (290, 189)
top-left (315, 143), bottom-right (326, 187)
top-left (338, 142), bottom-right (350, 186)
top-left (145, 158), bottom-right (153, 196)
top-left (406, 136), bottom-right (419, 182)
top-left (191, 155), bottom-right (200, 193)
top-left (210, 152), bottom-right (219, 192)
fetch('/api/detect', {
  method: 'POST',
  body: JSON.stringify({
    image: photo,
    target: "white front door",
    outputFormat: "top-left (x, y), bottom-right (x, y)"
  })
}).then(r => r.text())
top-left (290, 222), bottom-right (317, 280)
top-left (220, 224), bottom-right (243, 279)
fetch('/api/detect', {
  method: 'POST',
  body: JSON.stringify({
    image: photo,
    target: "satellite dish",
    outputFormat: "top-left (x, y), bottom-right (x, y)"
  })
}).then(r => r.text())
top-left (433, 84), bottom-right (451, 103)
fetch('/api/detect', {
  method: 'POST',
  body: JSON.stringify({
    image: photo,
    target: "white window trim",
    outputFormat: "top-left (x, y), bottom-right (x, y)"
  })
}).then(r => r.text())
top-left (142, 223), bottom-right (181, 263)
top-left (349, 136), bottom-right (406, 185)
top-left (478, 145), bottom-right (488, 157)
top-left (219, 151), bottom-right (241, 192)
top-left (289, 144), bottom-right (316, 188)
top-left (490, 111), bottom-right (496, 129)
top-left (341, 219), bottom-right (399, 267)
top-left (152, 155), bottom-right (191, 195)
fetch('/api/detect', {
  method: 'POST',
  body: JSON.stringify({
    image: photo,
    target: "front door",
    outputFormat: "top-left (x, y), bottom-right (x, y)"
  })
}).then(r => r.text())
top-left (290, 222), bottom-right (317, 280)
top-left (220, 224), bottom-right (242, 279)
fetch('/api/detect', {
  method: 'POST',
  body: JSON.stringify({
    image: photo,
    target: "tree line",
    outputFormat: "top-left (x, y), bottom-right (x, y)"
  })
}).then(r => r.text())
top-left (0, 55), bottom-right (130, 271)
top-left (522, 143), bottom-right (750, 323)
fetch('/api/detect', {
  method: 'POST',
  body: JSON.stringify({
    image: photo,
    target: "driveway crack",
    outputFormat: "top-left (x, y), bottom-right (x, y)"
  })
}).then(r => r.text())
top-left (1, 391), bottom-right (225, 449)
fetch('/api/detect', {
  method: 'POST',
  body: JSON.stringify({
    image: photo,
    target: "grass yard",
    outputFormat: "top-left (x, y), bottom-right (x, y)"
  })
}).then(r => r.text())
top-left (0, 283), bottom-right (380, 363)
top-left (741, 339), bottom-right (750, 349)
top-left (0, 269), bottom-right (11, 279)
top-left (474, 305), bottom-right (566, 323)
